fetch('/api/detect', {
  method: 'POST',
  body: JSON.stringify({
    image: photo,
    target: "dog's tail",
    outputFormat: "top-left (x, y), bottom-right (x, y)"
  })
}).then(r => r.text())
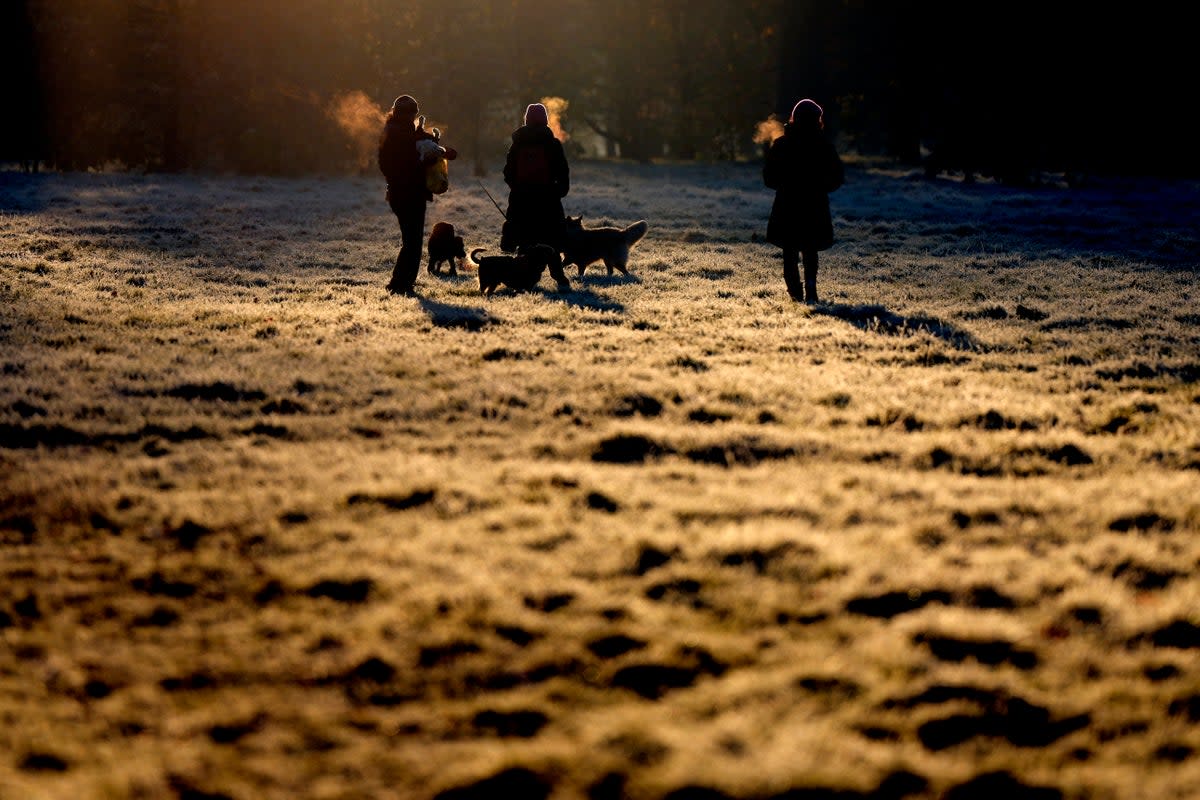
top-left (469, 248), bottom-right (486, 267)
top-left (625, 220), bottom-right (649, 247)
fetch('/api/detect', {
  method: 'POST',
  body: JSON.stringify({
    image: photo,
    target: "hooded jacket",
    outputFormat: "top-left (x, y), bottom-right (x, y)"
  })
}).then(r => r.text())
top-left (502, 124), bottom-right (570, 249)
top-left (763, 120), bottom-right (844, 251)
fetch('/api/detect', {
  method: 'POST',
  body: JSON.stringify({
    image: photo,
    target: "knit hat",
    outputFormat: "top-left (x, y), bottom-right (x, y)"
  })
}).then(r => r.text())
top-left (524, 103), bottom-right (549, 127)
top-left (789, 98), bottom-right (823, 123)
top-left (391, 95), bottom-right (419, 117)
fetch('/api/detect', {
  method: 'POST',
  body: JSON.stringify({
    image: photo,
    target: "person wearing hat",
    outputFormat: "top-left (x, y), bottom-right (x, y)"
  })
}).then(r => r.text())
top-left (501, 102), bottom-right (571, 290)
top-left (763, 98), bottom-right (844, 303)
top-left (377, 94), bottom-right (457, 295)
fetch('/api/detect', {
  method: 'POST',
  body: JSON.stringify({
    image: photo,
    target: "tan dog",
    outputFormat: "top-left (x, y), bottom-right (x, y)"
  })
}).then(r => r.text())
top-left (427, 221), bottom-right (467, 275)
top-left (470, 244), bottom-right (568, 296)
top-left (561, 216), bottom-right (648, 277)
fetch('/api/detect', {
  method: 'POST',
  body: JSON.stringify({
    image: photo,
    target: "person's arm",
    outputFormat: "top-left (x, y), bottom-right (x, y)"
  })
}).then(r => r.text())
top-left (378, 129), bottom-right (394, 179)
top-left (502, 145), bottom-right (516, 188)
top-left (552, 141), bottom-right (570, 198)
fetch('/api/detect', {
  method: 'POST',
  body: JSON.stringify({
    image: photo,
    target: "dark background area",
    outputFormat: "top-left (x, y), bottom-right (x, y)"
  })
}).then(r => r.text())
top-left (2, 0), bottom-right (1193, 180)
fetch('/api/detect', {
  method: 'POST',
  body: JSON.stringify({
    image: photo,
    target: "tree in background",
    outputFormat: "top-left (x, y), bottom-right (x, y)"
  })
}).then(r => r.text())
top-left (9, 0), bottom-right (1197, 178)
top-left (2, 0), bottom-right (48, 170)
top-left (417, 0), bottom-right (518, 176)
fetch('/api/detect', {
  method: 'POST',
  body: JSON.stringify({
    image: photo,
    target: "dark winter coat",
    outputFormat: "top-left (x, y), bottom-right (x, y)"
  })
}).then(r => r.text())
top-left (503, 124), bottom-right (570, 250)
top-left (763, 122), bottom-right (844, 251)
top-left (378, 117), bottom-right (438, 205)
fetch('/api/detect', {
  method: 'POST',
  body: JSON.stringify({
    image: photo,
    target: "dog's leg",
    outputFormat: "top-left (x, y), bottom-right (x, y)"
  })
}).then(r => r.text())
top-left (606, 253), bottom-right (629, 276)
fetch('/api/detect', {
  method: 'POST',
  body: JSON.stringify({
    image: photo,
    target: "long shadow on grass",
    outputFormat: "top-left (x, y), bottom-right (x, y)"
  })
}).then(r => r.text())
top-left (479, 285), bottom-right (624, 313)
top-left (815, 302), bottom-right (981, 352)
top-left (417, 297), bottom-right (502, 331)
top-left (554, 286), bottom-right (625, 313)
top-left (575, 272), bottom-right (643, 289)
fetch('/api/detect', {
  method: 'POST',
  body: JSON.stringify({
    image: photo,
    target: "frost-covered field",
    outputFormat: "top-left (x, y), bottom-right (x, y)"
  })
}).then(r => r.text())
top-left (2, 159), bottom-right (1199, 800)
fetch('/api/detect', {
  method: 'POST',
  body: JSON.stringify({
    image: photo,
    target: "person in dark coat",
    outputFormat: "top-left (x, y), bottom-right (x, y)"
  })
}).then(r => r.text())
top-left (378, 94), bottom-right (456, 295)
top-left (763, 98), bottom-right (844, 303)
top-left (502, 102), bottom-right (571, 290)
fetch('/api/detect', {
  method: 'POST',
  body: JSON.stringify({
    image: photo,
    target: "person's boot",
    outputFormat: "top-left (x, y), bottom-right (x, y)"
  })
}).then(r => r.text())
top-left (803, 262), bottom-right (818, 304)
top-left (783, 256), bottom-right (803, 301)
top-left (550, 260), bottom-right (571, 292)
top-left (387, 255), bottom-right (412, 294)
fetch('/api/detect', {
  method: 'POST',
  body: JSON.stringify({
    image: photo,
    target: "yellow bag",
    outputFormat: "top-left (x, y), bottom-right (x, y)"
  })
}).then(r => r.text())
top-left (426, 156), bottom-right (449, 195)
top-left (415, 126), bottom-right (450, 195)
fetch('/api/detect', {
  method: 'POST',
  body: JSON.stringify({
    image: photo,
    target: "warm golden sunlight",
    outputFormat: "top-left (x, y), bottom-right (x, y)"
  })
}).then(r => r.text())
top-left (3, 3), bottom-right (1199, 799)
top-left (541, 96), bottom-right (571, 145)
top-left (753, 115), bottom-right (786, 146)
top-left (328, 90), bottom-right (386, 172)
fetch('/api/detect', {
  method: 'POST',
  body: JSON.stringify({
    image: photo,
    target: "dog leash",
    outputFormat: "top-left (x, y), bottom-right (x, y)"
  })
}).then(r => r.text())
top-left (477, 180), bottom-right (507, 219)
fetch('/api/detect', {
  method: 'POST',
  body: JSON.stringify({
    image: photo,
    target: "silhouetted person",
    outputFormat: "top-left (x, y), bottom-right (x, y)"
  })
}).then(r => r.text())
top-left (763, 98), bottom-right (844, 303)
top-left (377, 94), bottom-right (456, 295)
top-left (502, 102), bottom-right (571, 290)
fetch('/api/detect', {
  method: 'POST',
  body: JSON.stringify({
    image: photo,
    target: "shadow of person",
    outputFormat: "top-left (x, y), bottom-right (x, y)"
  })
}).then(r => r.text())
top-left (813, 302), bottom-right (982, 352)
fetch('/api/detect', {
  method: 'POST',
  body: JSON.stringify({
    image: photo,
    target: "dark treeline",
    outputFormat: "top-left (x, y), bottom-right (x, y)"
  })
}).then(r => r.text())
top-left (3, 0), bottom-right (1194, 180)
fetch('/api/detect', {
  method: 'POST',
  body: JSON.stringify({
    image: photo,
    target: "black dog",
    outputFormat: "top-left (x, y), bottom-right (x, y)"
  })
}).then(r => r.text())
top-left (427, 221), bottom-right (467, 275)
top-left (470, 244), bottom-right (568, 296)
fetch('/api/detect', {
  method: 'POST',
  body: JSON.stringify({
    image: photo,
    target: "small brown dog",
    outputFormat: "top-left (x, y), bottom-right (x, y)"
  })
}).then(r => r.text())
top-left (470, 244), bottom-right (568, 296)
top-left (427, 221), bottom-right (467, 275)
top-left (561, 216), bottom-right (648, 277)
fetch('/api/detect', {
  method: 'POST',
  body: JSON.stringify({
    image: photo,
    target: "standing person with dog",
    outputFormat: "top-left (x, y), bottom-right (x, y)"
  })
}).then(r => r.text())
top-left (502, 102), bottom-right (571, 290)
top-left (763, 98), bottom-right (844, 303)
top-left (378, 94), bottom-right (456, 295)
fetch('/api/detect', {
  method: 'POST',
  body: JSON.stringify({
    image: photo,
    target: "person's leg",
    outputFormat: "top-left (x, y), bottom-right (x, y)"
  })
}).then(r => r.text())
top-left (390, 201), bottom-right (426, 293)
top-left (783, 249), bottom-right (802, 301)
top-left (387, 229), bottom-right (406, 292)
top-left (387, 203), bottom-right (407, 292)
top-left (548, 256), bottom-right (571, 291)
top-left (802, 249), bottom-right (819, 303)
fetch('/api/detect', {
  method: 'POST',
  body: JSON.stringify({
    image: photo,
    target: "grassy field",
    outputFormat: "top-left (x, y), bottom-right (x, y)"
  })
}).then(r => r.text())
top-left (2, 158), bottom-right (1199, 800)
